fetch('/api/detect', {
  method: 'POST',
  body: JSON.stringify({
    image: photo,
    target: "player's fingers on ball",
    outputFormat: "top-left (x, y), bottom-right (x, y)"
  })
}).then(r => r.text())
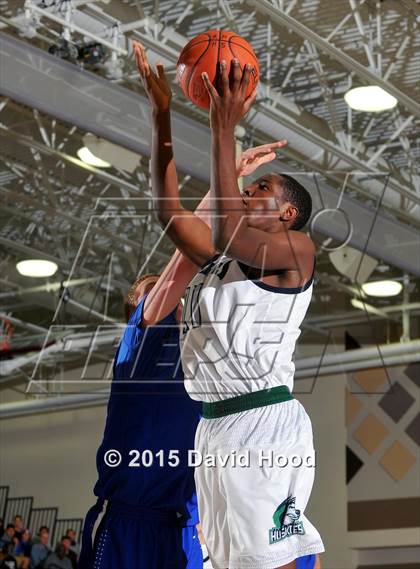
top-left (250, 87), bottom-right (258, 104)
top-left (201, 72), bottom-right (218, 101)
top-left (219, 60), bottom-right (229, 95)
top-left (229, 58), bottom-right (241, 91)
top-left (243, 87), bottom-right (257, 113)
top-left (240, 63), bottom-right (251, 94)
top-left (201, 73), bottom-right (215, 101)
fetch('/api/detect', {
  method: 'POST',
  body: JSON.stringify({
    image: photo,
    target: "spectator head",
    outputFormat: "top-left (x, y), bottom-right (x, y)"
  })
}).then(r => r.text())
top-left (65, 529), bottom-right (76, 542)
top-left (21, 529), bottom-right (31, 542)
top-left (13, 515), bottom-right (24, 530)
top-left (56, 543), bottom-right (66, 560)
top-left (39, 530), bottom-right (49, 546)
top-left (60, 536), bottom-right (71, 552)
top-left (5, 524), bottom-right (15, 538)
top-left (38, 526), bottom-right (49, 535)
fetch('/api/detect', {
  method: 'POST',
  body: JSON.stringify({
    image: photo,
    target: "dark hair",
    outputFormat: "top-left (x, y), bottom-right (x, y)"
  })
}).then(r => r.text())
top-left (61, 535), bottom-right (71, 542)
top-left (38, 526), bottom-right (49, 534)
top-left (6, 524), bottom-right (14, 530)
top-left (278, 174), bottom-right (312, 230)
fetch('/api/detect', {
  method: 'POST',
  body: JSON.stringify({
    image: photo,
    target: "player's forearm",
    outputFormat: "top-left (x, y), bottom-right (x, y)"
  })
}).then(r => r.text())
top-left (211, 127), bottom-right (246, 250)
top-left (151, 109), bottom-right (183, 225)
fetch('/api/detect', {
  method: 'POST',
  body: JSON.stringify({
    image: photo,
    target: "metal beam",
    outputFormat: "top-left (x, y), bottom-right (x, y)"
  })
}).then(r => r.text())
top-left (0, 278), bottom-right (100, 300)
top-left (1, 340), bottom-right (419, 418)
top-left (246, 0), bottom-right (420, 118)
top-left (0, 313), bottom-right (47, 334)
top-left (348, 0), bottom-right (378, 72)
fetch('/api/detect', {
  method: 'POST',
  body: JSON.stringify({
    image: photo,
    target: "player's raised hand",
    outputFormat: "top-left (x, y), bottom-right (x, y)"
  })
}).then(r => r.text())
top-left (133, 40), bottom-right (172, 113)
top-left (236, 141), bottom-right (288, 177)
top-left (201, 58), bottom-right (257, 131)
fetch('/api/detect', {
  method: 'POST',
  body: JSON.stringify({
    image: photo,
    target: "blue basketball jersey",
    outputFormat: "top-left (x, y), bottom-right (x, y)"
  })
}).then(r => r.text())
top-left (94, 295), bottom-right (201, 525)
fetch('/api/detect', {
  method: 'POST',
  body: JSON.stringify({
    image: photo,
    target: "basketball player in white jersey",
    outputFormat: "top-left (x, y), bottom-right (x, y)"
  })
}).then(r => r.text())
top-left (135, 41), bottom-right (324, 569)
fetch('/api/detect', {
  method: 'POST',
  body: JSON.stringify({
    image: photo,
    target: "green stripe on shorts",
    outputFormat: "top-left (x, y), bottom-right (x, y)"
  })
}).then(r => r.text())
top-left (202, 385), bottom-right (293, 419)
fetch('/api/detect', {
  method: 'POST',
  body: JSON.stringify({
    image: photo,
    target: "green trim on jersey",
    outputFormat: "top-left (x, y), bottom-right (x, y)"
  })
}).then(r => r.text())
top-left (202, 385), bottom-right (293, 419)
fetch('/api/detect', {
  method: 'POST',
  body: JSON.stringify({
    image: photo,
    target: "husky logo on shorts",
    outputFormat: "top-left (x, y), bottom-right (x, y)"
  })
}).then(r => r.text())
top-left (269, 496), bottom-right (305, 544)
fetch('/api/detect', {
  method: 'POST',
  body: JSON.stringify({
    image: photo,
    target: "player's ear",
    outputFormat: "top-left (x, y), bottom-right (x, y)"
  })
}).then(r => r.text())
top-left (279, 203), bottom-right (298, 223)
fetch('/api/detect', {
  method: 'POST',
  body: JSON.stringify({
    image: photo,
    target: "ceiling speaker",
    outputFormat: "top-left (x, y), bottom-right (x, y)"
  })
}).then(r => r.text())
top-left (329, 246), bottom-right (378, 284)
top-left (83, 133), bottom-right (140, 173)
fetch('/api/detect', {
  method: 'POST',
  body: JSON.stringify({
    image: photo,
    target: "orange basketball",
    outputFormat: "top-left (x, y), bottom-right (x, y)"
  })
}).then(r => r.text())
top-left (176, 30), bottom-right (259, 109)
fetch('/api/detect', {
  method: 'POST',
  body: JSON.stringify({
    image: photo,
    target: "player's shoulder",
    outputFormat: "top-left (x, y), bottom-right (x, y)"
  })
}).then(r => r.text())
top-left (287, 230), bottom-right (316, 256)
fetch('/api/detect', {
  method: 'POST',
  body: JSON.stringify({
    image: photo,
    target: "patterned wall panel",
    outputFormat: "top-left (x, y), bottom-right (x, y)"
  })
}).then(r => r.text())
top-left (346, 361), bottom-right (420, 509)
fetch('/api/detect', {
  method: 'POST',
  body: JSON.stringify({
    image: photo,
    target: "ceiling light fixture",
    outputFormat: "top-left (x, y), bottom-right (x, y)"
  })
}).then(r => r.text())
top-left (77, 147), bottom-right (111, 168)
top-left (344, 86), bottom-right (398, 112)
top-left (16, 259), bottom-right (58, 278)
top-left (361, 280), bottom-right (403, 297)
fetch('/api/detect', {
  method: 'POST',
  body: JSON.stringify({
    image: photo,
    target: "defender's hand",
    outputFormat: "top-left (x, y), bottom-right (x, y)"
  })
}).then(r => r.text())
top-left (236, 141), bottom-right (288, 177)
top-left (133, 40), bottom-right (172, 113)
top-left (201, 58), bottom-right (257, 131)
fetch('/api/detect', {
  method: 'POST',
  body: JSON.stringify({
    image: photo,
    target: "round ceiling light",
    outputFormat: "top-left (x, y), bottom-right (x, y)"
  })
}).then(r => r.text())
top-left (77, 147), bottom-right (111, 168)
top-left (361, 280), bottom-right (402, 297)
top-left (16, 259), bottom-right (58, 278)
top-left (344, 86), bottom-right (398, 112)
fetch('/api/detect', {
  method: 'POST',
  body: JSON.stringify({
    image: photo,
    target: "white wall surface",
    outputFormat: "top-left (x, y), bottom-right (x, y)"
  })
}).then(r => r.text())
top-left (0, 404), bottom-right (106, 518)
top-left (296, 373), bottom-right (356, 569)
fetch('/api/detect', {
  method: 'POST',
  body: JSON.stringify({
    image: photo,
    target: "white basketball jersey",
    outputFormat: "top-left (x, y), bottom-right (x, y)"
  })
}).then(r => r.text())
top-left (180, 254), bottom-right (314, 402)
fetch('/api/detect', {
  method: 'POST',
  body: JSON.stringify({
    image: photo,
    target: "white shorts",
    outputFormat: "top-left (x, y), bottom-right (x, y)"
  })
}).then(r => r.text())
top-left (194, 399), bottom-right (325, 569)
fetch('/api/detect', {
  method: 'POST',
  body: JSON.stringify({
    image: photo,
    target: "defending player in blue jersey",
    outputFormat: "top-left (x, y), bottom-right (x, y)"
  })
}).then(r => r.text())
top-left (79, 142), bottom-right (284, 569)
